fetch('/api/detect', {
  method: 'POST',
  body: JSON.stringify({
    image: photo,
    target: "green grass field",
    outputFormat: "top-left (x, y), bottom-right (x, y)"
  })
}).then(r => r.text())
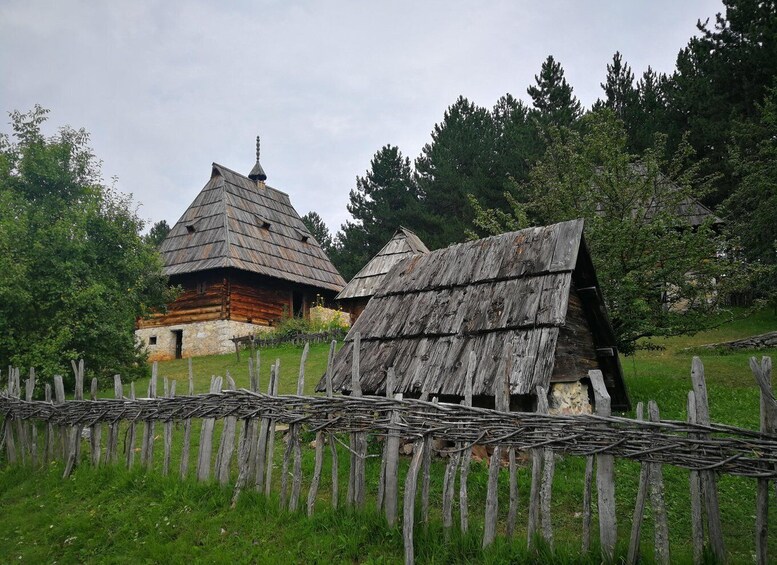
top-left (1, 309), bottom-right (775, 563)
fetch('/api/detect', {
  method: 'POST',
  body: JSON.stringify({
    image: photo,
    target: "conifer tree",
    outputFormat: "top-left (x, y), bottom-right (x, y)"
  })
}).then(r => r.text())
top-left (526, 55), bottom-right (583, 128)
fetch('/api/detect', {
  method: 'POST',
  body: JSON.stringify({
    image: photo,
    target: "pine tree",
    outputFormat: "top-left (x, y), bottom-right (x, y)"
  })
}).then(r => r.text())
top-left (599, 52), bottom-right (637, 122)
top-left (300, 211), bottom-right (334, 255)
top-left (526, 55), bottom-right (583, 128)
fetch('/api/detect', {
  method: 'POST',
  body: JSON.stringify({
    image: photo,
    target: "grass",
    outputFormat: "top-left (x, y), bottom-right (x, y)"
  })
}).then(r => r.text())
top-left (2, 309), bottom-right (776, 563)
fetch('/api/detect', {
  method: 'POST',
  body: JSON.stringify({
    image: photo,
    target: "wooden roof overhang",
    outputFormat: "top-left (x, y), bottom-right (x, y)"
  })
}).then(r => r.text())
top-left (317, 219), bottom-right (630, 411)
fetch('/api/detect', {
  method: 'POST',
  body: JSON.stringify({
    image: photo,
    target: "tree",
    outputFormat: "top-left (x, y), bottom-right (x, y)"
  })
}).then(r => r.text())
top-left (144, 219), bottom-right (170, 247)
top-left (0, 106), bottom-right (174, 389)
top-left (597, 52), bottom-right (638, 122)
top-left (471, 110), bottom-right (746, 353)
top-left (415, 96), bottom-right (501, 249)
top-left (331, 145), bottom-right (421, 280)
top-left (300, 211), bottom-right (334, 255)
top-left (527, 55), bottom-right (583, 129)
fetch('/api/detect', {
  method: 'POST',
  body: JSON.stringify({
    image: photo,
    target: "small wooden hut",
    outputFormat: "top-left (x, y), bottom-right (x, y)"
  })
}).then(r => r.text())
top-left (317, 219), bottom-right (630, 411)
top-left (336, 227), bottom-right (429, 323)
top-left (136, 139), bottom-right (345, 361)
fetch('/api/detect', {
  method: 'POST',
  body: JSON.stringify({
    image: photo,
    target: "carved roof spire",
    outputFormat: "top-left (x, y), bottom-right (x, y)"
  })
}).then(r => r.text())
top-left (248, 135), bottom-right (267, 182)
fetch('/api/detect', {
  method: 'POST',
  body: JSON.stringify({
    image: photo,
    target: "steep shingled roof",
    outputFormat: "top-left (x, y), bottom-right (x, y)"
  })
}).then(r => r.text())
top-left (159, 163), bottom-right (345, 292)
top-left (336, 227), bottom-right (429, 301)
top-left (318, 219), bottom-right (629, 410)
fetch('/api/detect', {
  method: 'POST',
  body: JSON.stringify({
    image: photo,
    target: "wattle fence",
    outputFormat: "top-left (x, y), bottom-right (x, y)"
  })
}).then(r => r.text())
top-left (0, 341), bottom-right (775, 564)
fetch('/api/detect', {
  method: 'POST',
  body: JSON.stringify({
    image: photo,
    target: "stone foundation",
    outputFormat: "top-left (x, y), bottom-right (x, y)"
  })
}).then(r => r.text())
top-left (548, 381), bottom-right (592, 415)
top-left (136, 320), bottom-right (271, 361)
top-left (309, 305), bottom-right (350, 328)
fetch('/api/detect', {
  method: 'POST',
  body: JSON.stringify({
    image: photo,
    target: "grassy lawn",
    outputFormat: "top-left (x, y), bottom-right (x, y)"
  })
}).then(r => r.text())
top-left (1, 309), bottom-right (776, 563)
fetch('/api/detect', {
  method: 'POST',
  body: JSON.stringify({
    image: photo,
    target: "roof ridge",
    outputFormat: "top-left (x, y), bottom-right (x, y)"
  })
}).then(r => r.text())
top-left (212, 162), bottom-right (289, 197)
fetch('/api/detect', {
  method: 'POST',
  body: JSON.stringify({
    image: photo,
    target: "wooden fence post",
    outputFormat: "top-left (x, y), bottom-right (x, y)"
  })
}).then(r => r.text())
top-left (690, 357), bottom-right (726, 562)
top-left (215, 374), bottom-right (237, 485)
top-left (26, 369), bottom-right (37, 467)
top-left (589, 369), bottom-right (616, 562)
top-left (255, 362), bottom-right (274, 493)
top-left (288, 343), bottom-right (308, 511)
top-left (4, 370), bottom-right (18, 465)
top-left (326, 341), bottom-right (339, 510)
top-left (163, 379), bottom-right (176, 476)
top-left (126, 382), bottom-right (137, 469)
top-left (106, 375), bottom-right (122, 464)
top-left (43, 383), bottom-right (52, 464)
top-left (459, 351), bottom-right (476, 533)
top-left (384, 367), bottom-right (401, 527)
top-left (483, 369), bottom-right (509, 548)
top-left (233, 355), bottom-right (260, 506)
top-left (264, 360), bottom-right (280, 497)
top-left (89, 377), bottom-right (101, 467)
top-left (140, 362), bottom-right (157, 471)
top-left (63, 360), bottom-right (84, 478)
top-left (197, 376), bottom-right (222, 481)
top-left (420, 393), bottom-right (434, 526)
top-left (180, 363), bottom-right (194, 479)
top-left (348, 333), bottom-right (366, 509)
top-left (538, 386), bottom-right (555, 547)
top-left (627, 402), bottom-right (648, 565)
top-left (648, 400), bottom-right (670, 564)
top-left (687, 391), bottom-right (704, 565)
top-left (751, 356), bottom-right (775, 565)
top-left (403, 437), bottom-right (425, 565)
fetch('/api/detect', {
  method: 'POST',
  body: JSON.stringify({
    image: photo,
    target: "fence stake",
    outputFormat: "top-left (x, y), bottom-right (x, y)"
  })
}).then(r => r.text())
top-left (216, 374), bottom-right (237, 485)
top-left (648, 400), bottom-right (670, 564)
top-left (4, 371), bottom-right (18, 465)
top-left (384, 367), bottom-right (401, 527)
top-left (582, 454), bottom-right (594, 552)
top-left (63, 361), bottom-right (84, 478)
top-left (106, 375), bottom-right (122, 464)
top-left (459, 351), bottom-right (476, 533)
top-left (687, 390), bottom-right (703, 564)
top-left (348, 333), bottom-right (366, 509)
top-left (627, 402), bottom-right (648, 565)
top-left (43, 383), bottom-right (52, 464)
top-left (752, 356), bottom-right (775, 565)
top-left (483, 369), bottom-right (509, 548)
top-left (288, 343), bottom-right (309, 511)
top-left (180, 364), bottom-right (194, 479)
top-left (589, 369), bottom-right (616, 562)
top-left (538, 386), bottom-right (555, 547)
top-left (246, 351), bottom-right (260, 481)
top-left (307, 343), bottom-right (335, 515)
top-left (233, 357), bottom-right (260, 506)
top-left (141, 362), bottom-right (157, 470)
top-left (126, 382), bottom-right (136, 469)
top-left (255, 362), bottom-right (273, 493)
top-left (690, 357), bottom-right (726, 562)
top-left (326, 341), bottom-right (339, 510)
top-left (26, 370), bottom-right (37, 466)
top-left (420, 392), bottom-right (433, 526)
top-left (197, 376), bottom-right (222, 481)
top-left (15, 369), bottom-right (28, 465)
top-left (89, 377), bottom-right (101, 467)
top-left (264, 360), bottom-right (280, 497)
top-left (403, 438), bottom-right (425, 565)
top-left (163, 379), bottom-right (176, 476)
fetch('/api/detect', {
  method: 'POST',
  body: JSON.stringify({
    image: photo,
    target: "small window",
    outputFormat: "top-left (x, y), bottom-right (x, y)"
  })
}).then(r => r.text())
top-left (186, 225), bottom-right (196, 234)
top-left (301, 233), bottom-right (309, 243)
top-left (256, 215), bottom-right (271, 229)
top-left (149, 336), bottom-right (157, 346)
top-left (196, 281), bottom-right (206, 295)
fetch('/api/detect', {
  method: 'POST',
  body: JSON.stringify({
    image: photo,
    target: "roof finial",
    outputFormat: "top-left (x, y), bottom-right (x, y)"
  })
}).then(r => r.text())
top-left (248, 135), bottom-right (267, 182)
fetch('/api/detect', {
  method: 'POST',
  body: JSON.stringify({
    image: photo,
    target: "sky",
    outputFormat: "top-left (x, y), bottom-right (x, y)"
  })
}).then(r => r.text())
top-left (0, 0), bottom-right (725, 236)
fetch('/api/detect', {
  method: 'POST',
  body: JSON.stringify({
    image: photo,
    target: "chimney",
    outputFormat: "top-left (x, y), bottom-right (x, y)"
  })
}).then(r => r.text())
top-left (248, 135), bottom-right (267, 186)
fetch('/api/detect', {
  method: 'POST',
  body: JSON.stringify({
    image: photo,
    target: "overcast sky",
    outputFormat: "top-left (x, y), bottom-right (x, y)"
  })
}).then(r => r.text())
top-left (1, 0), bottom-right (724, 236)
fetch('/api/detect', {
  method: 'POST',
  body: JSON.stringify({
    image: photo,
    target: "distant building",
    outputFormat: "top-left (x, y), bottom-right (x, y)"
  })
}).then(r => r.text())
top-left (136, 139), bottom-right (345, 361)
top-left (336, 227), bottom-right (429, 323)
top-left (318, 219), bottom-right (631, 413)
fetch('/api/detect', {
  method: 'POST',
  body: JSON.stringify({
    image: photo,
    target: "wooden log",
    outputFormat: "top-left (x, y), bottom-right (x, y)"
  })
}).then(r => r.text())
top-left (459, 351), bottom-right (476, 533)
top-left (106, 375), bottom-right (122, 464)
top-left (752, 356), bottom-right (775, 565)
top-left (325, 341), bottom-right (339, 510)
top-left (163, 379), bottom-right (176, 476)
top-left (537, 386), bottom-right (554, 547)
top-left (589, 369), bottom-right (616, 562)
top-left (627, 402), bottom-right (649, 565)
top-left (216, 375), bottom-right (237, 485)
top-left (63, 361), bottom-right (85, 478)
top-left (384, 368), bottom-right (401, 527)
top-left (420, 394), bottom-right (434, 526)
top-left (690, 357), bottom-right (726, 562)
top-left (197, 376), bottom-right (222, 481)
top-left (4, 370), bottom-right (18, 465)
top-left (26, 370), bottom-right (37, 467)
top-left (233, 356), bottom-right (260, 506)
top-left (180, 364), bottom-right (194, 479)
top-left (582, 455), bottom-right (594, 553)
top-left (403, 438), bottom-right (425, 565)
top-left (14, 369), bottom-right (27, 465)
top-left (264, 360), bottom-right (280, 497)
top-left (89, 377), bottom-right (101, 467)
top-left (483, 372), bottom-right (509, 548)
top-left (126, 382), bottom-right (137, 469)
top-left (255, 363), bottom-right (274, 493)
top-left (687, 391), bottom-right (704, 565)
top-left (527, 415), bottom-right (543, 545)
top-left (246, 351), bottom-right (260, 481)
top-left (348, 333), bottom-right (366, 509)
top-left (141, 362), bottom-right (158, 470)
top-left (43, 383), bottom-right (52, 464)
top-left (506, 447), bottom-right (518, 538)
top-left (54, 375), bottom-right (66, 462)
top-left (289, 343), bottom-right (309, 512)
top-left (648, 400), bottom-right (670, 565)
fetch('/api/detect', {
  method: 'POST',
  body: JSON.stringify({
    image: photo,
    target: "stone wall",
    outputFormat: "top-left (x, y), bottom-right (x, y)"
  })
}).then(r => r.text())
top-left (548, 381), bottom-right (592, 415)
top-left (696, 331), bottom-right (777, 351)
top-left (309, 305), bottom-right (350, 328)
top-left (136, 320), bottom-right (271, 361)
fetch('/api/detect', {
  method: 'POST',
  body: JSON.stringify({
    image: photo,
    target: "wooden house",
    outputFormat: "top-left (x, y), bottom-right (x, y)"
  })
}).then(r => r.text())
top-left (317, 219), bottom-right (630, 412)
top-left (336, 227), bottom-right (429, 323)
top-left (136, 140), bottom-right (345, 361)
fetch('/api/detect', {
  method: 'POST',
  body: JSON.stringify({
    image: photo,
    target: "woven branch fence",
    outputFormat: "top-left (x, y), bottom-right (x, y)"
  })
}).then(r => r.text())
top-left (0, 344), bottom-right (775, 564)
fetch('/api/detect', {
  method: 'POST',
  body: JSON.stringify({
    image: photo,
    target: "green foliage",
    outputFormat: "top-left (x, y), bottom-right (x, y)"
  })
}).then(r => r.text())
top-left (331, 145), bottom-right (421, 279)
top-left (0, 106), bottom-right (174, 388)
top-left (300, 211), bottom-right (334, 256)
top-left (527, 55), bottom-right (583, 129)
top-left (143, 219), bottom-right (170, 248)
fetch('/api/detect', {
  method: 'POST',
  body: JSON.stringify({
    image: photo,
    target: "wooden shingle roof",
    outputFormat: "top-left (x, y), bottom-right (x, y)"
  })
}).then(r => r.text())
top-left (336, 227), bottom-right (429, 301)
top-left (319, 219), bottom-right (628, 408)
top-left (160, 163), bottom-right (345, 292)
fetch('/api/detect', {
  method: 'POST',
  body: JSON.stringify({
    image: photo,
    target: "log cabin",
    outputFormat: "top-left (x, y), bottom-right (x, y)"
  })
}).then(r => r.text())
top-left (136, 139), bottom-right (345, 361)
top-left (317, 219), bottom-right (631, 412)
top-left (336, 227), bottom-right (429, 324)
